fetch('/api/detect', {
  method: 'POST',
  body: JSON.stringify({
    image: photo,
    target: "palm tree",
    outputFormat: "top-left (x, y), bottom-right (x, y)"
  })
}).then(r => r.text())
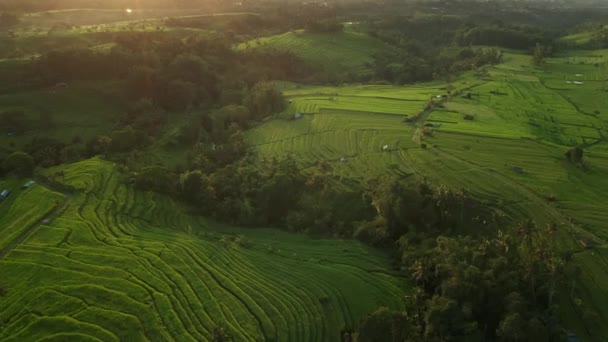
top-left (516, 219), bottom-right (537, 254)
top-left (434, 186), bottom-right (452, 229)
top-left (410, 259), bottom-right (431, 290)
top-left (405, 287), bottom-right (427, 337)
top-left (456, 189), bottom-right (468, 227)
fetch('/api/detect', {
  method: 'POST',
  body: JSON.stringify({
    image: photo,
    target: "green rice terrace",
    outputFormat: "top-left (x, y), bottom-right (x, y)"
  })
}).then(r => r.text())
top-left (0, 158), bottom-right (406, 341)
top-left (4, 2), bottom-right (608, 340)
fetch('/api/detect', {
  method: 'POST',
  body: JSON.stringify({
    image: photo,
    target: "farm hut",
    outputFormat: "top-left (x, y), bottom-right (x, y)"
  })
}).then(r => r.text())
top-left (382, 144), bottom-right (390, 151)
top-left (288, 99), bottom-right (294, 104)
top-left (512, 166), bottom-right (524, 174)
top-left (575, 74), bottom-right (583, 77)
top-left (294, 112), bottom-right (302, 120)
top-left (340, 157), bottom-right (347, 163)
top-left (574, 81), bottom-right (584, 85)
top-left (0, 189), bottom-right (10, 200)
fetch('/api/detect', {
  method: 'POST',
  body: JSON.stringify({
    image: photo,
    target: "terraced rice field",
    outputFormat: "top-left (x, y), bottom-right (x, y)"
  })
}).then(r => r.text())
top-left (0, 158), bottom-right (407, 341)
top-left (246, 84), bottom-right (451, 179)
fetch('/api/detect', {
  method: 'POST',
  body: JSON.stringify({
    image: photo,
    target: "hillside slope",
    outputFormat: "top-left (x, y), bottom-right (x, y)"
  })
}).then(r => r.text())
top-left (238, 29), bottom-right (391, 75)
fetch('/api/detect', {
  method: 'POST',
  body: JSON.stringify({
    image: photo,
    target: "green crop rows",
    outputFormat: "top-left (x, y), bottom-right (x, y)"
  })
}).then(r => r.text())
top-left (0, 158), bottom-right (407, 341)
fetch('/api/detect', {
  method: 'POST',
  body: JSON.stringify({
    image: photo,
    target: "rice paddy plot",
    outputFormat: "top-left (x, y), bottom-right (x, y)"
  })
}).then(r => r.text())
top-left (451, 78), bottom-right (605, 145)
top-left (541, 54), bottom-right (608, 120)
top-left (0, 158), bottom-right (407, 341)
top-left (285, 84), bottom-right (445, 101)
top-left (248, 114), bottom-right (416, 169)
top-left (247, 85), bottom-right (425, 180)
top-left (0, 179), bottom-right (63, 251)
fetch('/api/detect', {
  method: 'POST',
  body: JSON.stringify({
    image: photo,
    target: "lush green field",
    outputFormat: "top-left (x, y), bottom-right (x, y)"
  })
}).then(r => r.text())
top-left (238, 29), bottom-right (392, 74)
top-left (0, 158), bottom-right (407, 341)
top-left (245, 51), bottom-right (608, 338)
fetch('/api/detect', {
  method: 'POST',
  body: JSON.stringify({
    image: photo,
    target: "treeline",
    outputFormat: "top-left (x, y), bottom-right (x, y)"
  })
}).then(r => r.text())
top-left (370, 45), bottom-right (502, 84)
top-left (455, 25), bottom-right (547, 50)
top-left (361, 15), bottom-right (562, 84)
top-left (36, 31), bottom-right (313, 93)
top-left (364, 15), bottom-right (548, 83)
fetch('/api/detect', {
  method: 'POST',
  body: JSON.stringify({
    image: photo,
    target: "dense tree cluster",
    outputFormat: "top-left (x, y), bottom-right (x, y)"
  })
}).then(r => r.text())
top-left (172, 158), bottom-right (373, 234)
top-left (1, 151), bottom-right (35, 177)
top-left (371, 46), bottom-right (502, 84)
top-left (456, 26), bottom-right (547, 50)
top-left (397, 226), bottom-right (569, 341)
top-left (354, 179), bottom-right (496, 245)
top-left (354, 178), bottom-right (576, 341)
top-left (365, 15), bottom-right (553, 83)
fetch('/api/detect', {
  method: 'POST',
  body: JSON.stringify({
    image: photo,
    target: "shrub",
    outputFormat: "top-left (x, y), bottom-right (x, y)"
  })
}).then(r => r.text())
top-left (565, 147), bottom-right (584, 165)
top-left (3, 151), bottom-right (35, 176)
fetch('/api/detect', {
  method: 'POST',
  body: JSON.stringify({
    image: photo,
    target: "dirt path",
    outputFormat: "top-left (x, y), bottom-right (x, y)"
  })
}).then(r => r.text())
top-left (411, 102), bottom-right (442, 144)
top-left (411, 82), bottom-right (486, 144)
top-left (0, 179), bottom-right (75, 259)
